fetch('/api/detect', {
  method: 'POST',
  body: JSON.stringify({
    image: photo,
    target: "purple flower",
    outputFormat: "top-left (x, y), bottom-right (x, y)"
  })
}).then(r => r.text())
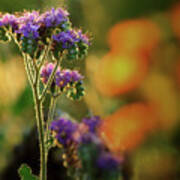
top-left (18, 11), bottom-right (40, 24)
top-left (0, 13), bottom-right (18, 30)
top-left (82, 116), bottom-right (101, 133)
top-left (42, 8), bottom-right (69, 28)
top-left (79, 132), bottom-right (102, 145)
top-left (77, 30), bottom-right (90, 45)
top-left (73, 117), bottom-right (102, 145)
top-left (53, 31), bottom-right (76, 49)
top-left (40, 63), bottom-right (83, 89)
top-left (55, 71), bottom-right (68, 88)
top-left (97, 153), bottom-right (120, 170)
top-left (15, 11), bottom-right (41, 39)
top-left (50, 118), bottom-right (78, 146)
top-left (55, 69), bottom-right (83, 88)
top-left (19, 22), bottom-right (40, 39)
top-left (71, 70), bottom-right (83, 82)
top-left (40, 63), bottom-right (60, 84)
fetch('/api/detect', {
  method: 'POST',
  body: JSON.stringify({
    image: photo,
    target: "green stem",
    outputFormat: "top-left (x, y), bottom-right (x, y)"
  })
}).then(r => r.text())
top-left (25, 55), bottom-right (47, 180)
top-left (23, 54), bottom-right (34, 87)
top-left (23, 50), bottom-right (63, 180)
top-left (33, 88), bottom-right (47, 180)
top-left (46, 96), bottom-right (58, 149)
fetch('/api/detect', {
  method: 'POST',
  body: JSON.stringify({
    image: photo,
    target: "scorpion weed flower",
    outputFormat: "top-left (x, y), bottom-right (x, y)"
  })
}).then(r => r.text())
top-left (97, 152), bottom-right (120, 170)
top-left (50, 118), bottom-right (78, 147)
top-left (50, 116), bottom-right (122, 176)
top-left (40, 63), bottom-right (60, 84)
top-left (0, 8), bottom-right (90, 59)
top-left (51, 116), bottom-right (102, 146)
top-left (52, 31), bottom-right (76, 49)
top-left (72, 116), bottom-right (102, 144)
top-left (40, 62), bottom-right (84, 99)
top-left (0, 13), bottom-right (18, 41)
top-left (0, 13), bottom-right (18, 29)
top-left (19, 23), bottom-right (40, 39)
top-left (18, 11), bottom-right (40, 24)
top-left (42, 8), bottom-right (69, 28)
top-left (50, 117), bottom-right (81, 168)
top-left (82, 116), bottom-right (101, 133)
top-left (40, 63), bottom-right (83, 87)
top-left (16, 11), bottom-right (40, 35)
top-left (52, 29), bottom-right (90, 59)
top-left (77, 29), bottom-right (90, 45)
top-left (55, 69), bottom-right (83, 89)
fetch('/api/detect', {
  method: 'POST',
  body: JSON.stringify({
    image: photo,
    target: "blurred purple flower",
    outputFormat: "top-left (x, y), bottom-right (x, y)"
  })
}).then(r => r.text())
top-left (97, 152), bottom-right (120, 170)
top-left (0, 13), bottom-right (18, 30)
top-left (77, 29), bottom-right (90, 45)
top-left (82, 116), bottom-right (101, 133)
top-left (50, 118), bottom-right (78, 146)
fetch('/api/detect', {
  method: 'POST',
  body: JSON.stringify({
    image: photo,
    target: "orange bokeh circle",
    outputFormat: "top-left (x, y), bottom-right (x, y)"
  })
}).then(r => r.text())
top-left (108, 19), bottom-right (161, 56)
top-left (169, 2), bottom-right (180, 40)
top-left (94, 52), bottom-right (149, 96)
top-left (99, 103), bottom-right (157, 152)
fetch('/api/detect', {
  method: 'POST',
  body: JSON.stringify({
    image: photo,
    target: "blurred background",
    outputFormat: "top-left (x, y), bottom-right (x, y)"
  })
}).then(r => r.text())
top-left (0, 0), bottom-right (180, 179)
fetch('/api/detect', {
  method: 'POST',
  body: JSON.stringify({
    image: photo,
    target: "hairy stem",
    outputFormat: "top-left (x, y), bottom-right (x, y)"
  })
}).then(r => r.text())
top-left (25, 55), bottom-right (47, 180)
top-left (46, 96), bottom-right (58, 149)
top-left (23, 54), bottom-right (34, 87)
top-left (33, 86), bottom-right (47, 180)
top-left (24, 51), bottom-right (63, 180)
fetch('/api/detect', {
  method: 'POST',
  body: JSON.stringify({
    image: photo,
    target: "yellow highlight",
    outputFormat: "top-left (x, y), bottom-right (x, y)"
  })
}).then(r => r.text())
top-left (94, 53), bottom-right (148, 96)
top-left (0, 57), bottom-right (26, 105)
top-left (109, 56), bottom-right (137, 83)
top-left (140, 73), bottom-right (178, 130)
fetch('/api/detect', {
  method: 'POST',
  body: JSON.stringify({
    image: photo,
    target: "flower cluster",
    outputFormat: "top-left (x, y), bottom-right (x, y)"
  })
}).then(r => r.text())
top-left (50, 116), bottom-right (121, 180)
top-left (50, 118), bottom-right (77, 147)
top-left (0, 8), bottom-right (90, 58)
top-left (52, 29), bottom-right (89, 59)
top-left (40, 63), bottom-right (84, 100)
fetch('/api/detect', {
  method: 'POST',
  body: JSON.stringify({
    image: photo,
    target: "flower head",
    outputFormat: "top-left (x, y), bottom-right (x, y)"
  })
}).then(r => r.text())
top-left (42, 8), bottom-right (69, 28)
top-left (0, 13), bottom-right (18, 30)
top-left (52, 30), bottom-right (77, 49)
top-left (0, 8), bottom-right (90, 59)
top-left (77, 29), bottom-right (90, 45)
top-left (97, 152), bottom-right (120, 170)
top-left (55, 69), bottom-right (83, 88)
top-left (40, 63), bottom-right (60, 84)
top-left (19, 22), bottom-right (40, 39)
top-left (82, 116), bottom-right (101, 133)
top-left (50, 118), bottom-right (78, 146)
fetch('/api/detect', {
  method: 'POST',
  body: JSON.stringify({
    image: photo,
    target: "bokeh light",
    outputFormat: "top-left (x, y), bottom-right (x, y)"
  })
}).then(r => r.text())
top-left (94, 53), bottom-right (149, 96)
top-left (108, 19), bottom-right (161, 56)
top-left (99, 103), bottom-right (157, 152)
top-left (140, 72), bottom-right (179, 130)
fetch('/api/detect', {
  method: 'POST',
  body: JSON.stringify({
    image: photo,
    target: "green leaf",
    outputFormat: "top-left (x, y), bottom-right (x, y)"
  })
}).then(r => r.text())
top-left (18, 164), bottom-right (39, 180)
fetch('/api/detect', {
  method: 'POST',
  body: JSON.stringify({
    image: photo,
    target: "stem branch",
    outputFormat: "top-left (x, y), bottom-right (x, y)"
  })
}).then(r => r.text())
top-left (40, 56), bottom-right (62, 101)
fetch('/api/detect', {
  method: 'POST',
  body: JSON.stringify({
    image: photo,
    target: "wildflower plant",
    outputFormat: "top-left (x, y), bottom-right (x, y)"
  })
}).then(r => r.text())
top-left (0, 7), bottom-right (121, 180)
top-left (0, 7), bottom-right (89, 179)
top-left (50, 116), bottom-right (122, 180)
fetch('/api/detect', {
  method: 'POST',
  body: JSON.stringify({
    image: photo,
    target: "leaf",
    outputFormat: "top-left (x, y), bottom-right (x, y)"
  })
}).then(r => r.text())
top-left (18, 164), bottom-right (39, 180)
